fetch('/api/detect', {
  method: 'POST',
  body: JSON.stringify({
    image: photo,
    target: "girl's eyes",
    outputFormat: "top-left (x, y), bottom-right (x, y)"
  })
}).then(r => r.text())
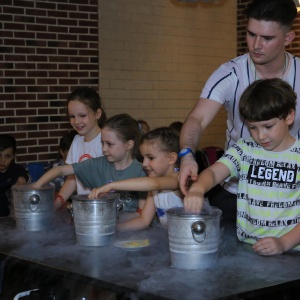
top-left (101, 142), bottom-right (112, 147)
top-left (68, 115), bottom-right (86, 118)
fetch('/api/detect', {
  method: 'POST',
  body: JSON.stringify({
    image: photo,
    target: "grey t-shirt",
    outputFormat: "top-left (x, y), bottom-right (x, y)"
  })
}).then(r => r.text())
top-left (72, 157), bottom-right (147, 212)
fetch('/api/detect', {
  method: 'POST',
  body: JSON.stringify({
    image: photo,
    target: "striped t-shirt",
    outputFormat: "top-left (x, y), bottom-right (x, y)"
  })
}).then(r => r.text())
top-left (219, 138), bottom-right (300, 251)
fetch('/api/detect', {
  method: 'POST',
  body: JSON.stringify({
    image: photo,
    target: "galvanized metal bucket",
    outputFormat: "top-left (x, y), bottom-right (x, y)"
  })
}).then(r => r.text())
top-left (167, 206), bottom-right (222, 269)
top-left (12, 185), bottom-right (55, 231)
top-left (71, 193), bottom-right (119, 247)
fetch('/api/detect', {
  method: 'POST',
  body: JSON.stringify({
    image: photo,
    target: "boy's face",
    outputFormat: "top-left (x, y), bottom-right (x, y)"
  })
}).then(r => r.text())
top-left (247, 113), bottom-right (294, 152)
top-left (0, 147), bottom-right (15, 173)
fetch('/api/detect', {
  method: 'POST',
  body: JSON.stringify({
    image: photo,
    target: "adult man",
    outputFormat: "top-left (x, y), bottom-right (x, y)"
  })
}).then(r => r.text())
top-left (179, 0), bottom-right (299, 219)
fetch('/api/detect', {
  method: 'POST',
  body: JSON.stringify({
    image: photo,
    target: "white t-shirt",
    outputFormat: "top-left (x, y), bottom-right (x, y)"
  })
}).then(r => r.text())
top-left (66, 133), bottom-right (103, 194)
top-left (153, 190), bottom-right (183, 229)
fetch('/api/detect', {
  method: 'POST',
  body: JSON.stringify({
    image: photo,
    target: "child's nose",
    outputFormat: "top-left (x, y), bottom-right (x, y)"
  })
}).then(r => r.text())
top-left (258, 130), bottom-right (266, 140)
top-left (142, 159), bottom-right (148, 167)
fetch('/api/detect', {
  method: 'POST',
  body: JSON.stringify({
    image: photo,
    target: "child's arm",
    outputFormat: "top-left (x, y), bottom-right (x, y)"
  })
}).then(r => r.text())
top-left (117, 191), bottom-right (156, 232)
top-left (253, 223), bottom-right (300, 255)
top-left (89, 174), bottom-right (179, 198)
top-left (31, 164), bottom-right (75, 189)
top-left (16, 176), bottom-right (27, 185)
top-left (53, 175), bottom-right (77, 210)
top-left (184, 162), bottom-right (231, 213)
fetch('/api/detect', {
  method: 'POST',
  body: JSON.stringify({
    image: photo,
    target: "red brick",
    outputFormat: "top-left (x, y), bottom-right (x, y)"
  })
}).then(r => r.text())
top-left (25, 9), bottom-right (47, 17)
top-left (15, 93), bottom-right (36, 100)
top-left (4, 23), bottom-right (26, 30)
top-left (4, 39), bottom-right (25, 46)
top-left (28, 146), bottom-right (49, 153)
top-left (36, 32), bottom-right (57, 40)
top-left (39, 124), bottom-right (59, 130)
top-left (2, 6), bottom-right (24, 14)
top-left (57, 4), bottom-right (78, 11)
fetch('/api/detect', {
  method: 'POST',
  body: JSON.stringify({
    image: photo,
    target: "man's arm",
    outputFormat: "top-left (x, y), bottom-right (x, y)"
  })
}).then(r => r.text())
top-left (179, 98), bottom-right (222, 195)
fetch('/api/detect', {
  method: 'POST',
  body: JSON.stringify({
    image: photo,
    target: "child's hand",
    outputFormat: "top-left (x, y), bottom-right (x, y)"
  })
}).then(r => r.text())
top-left (89, 184), bottom-right (112, 199)
top-left (253, 237), bottom-right (284, 255)
top-left (183, 191), bottom-right (204, 213)
top-left (29, 183), bottom-right (41, 189)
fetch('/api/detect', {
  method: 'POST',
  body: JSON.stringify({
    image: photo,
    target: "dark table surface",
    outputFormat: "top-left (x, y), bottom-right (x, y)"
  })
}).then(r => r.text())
top-left (1, 216), bottom-right (300, 300)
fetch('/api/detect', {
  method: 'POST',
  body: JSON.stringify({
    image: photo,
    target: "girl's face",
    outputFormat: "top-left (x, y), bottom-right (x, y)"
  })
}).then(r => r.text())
top-left (101, 128), bottom-right (133, 163)
top-left (247, 112), bottom-right (295, 152)
top-left (68, 100), bottom-right (101, 141)
top-left (140, 141), bottom-right (175, 177)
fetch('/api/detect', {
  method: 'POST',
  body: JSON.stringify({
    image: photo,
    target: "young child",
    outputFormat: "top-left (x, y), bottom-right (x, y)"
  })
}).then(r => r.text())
top-left (89, 127), bottom-right (183, 231)
top-left (49, 130), bottom-right (77, 193)
top-left (184, 78), bottom-right (300, 256)
top-left (168, 121), bottom-right (183, 136)
top-left (0, 134), bottom-right (28, 216)
top-left (137, 119), bottom-right (150, 135)
top-left (54, 87), bottom-right (106, 210)
top-left (32, 114), bottom-right (147, 216)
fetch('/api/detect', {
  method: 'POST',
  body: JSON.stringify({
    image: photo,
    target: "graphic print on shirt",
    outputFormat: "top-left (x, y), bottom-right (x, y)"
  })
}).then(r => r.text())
top-left (79, 153), bottom-right (93, 162)
top-left (247, 159), bottom-right (297, 189)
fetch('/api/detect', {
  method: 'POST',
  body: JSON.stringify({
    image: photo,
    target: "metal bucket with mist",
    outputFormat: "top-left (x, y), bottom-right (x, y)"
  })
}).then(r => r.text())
top-left (12, 185), bottom-right (55, 231)
top-left (167, 205), bottom-right (222, 269)
top-left (71, 193), bottom-right (119, 246)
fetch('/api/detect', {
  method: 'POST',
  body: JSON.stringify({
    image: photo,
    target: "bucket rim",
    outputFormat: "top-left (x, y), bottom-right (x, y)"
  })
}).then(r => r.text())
top-left (72, 192), bottom-right (119, 202)
top-left (166, 206), bottom-right (222, 218)
top-left (11, 184), bottom-right (55, 192)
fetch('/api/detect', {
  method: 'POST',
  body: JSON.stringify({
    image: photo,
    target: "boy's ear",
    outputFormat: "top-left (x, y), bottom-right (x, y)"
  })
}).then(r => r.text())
top-left (286, 109), bottom-right (295, 125)
top-left (168, 152), bottom-right (178, 165)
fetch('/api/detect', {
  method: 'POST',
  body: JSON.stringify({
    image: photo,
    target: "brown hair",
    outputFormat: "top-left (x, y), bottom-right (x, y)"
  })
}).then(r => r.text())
top-left (66, 87), bottom-right (107, 128)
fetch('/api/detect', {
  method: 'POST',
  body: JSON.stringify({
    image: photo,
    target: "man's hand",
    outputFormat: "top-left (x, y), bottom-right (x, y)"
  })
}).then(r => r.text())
top-left (178, 156), bottom-right (198, 195)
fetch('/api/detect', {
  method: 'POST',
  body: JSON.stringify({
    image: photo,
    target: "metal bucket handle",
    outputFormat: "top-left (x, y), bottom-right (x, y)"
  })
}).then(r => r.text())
top-left (29, 194), bottom-right (40, 212)
top-left (191, 221), bottom-right (206, 243)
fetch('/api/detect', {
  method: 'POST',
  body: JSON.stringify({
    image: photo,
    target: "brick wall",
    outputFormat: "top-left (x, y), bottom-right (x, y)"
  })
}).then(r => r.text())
top-left (237, 0), bottom-right (300, 56)
top-left (2, 1), bottom-right (300, 166)
top-left (98, 0), bottom-right (236, 149)
top-left (0, 0), bottom-right (98, 165)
